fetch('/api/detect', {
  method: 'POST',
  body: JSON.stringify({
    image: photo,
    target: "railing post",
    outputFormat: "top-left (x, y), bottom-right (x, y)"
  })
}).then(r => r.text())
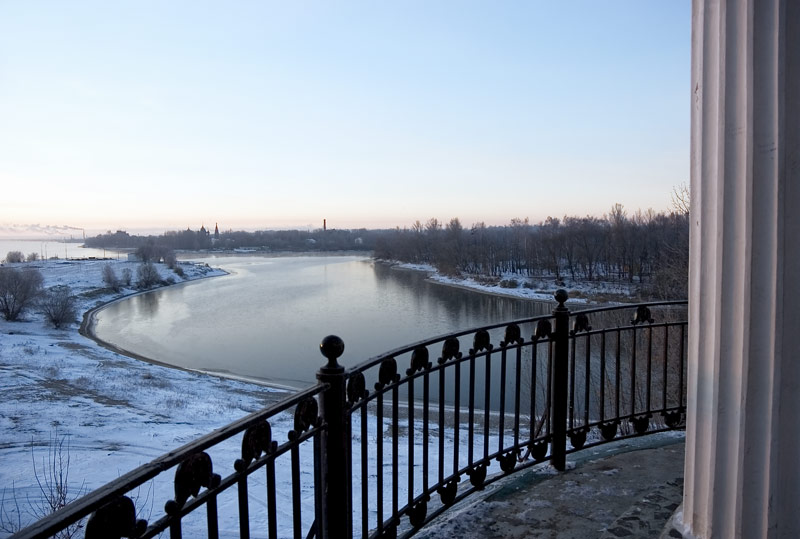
top-left (551, 289), bottom-right (569, 471)
top-left (317, 335), bottom-right (352, 539)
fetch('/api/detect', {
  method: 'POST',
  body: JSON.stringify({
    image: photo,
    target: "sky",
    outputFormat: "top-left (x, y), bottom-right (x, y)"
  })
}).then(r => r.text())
top-left (0, 1), bottom-right (690, 235)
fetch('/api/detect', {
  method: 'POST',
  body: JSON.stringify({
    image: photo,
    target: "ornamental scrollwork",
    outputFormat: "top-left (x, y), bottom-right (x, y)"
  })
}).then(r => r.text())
top-left (631, 305), bottom-right (654, 325)
top-left (290, 397), bottom-right (319, 439)
top-left (471, 330), bottom-right (492, 355)
top-left (85, 496), bottom-right (147, 539)
top-left (236, 421), bottom-right (276, 471)
top-left (165, 452), bottom-right (221, 514)
top-left (466, 463), bottom-right (487, 489)
top-left (346, 372), bottom-right (368, 404)
top-left (438, 337), bottom-right (461, 364)
top-left (375, 357), bottom-right (400, 390)
top-left (406, 346), bottom-right (431, 376)
top-left (533, 319), bottom-right (552, 341)
top-left (501, 323), bottom-right (522, 347)
top-left (570, 313), bottom-right (592, 335)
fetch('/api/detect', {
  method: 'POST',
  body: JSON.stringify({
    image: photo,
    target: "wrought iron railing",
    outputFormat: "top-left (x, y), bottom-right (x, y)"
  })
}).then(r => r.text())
top-left (12, 292), bottom-right (687, 539)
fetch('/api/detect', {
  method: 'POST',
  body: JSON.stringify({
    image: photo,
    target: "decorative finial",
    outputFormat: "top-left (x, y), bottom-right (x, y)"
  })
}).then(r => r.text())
top-left (320, 335), bottom-right (345, 368)
top-left (554, 289), bottom-right (568, 306)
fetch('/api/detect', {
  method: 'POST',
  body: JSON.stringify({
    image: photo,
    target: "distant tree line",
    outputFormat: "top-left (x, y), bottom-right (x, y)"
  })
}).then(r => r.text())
top-left (374, 201), bottom-right (689, 300)
top-left (85, 227), bottom-right (378, 253)
top-left (83, 193), bottom-right (689, 300)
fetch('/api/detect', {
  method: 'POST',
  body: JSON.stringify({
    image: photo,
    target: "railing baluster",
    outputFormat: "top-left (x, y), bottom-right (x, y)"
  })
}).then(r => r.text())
top-left (376, 391), bottom-right (384, 535)
top-left (423, 371), bottom-right (430, 492)
top-left (237, 474), bottom-right (250, 539)
top-left (530, 342), bottom-right (537, 437)
top-left (616, 330), bottom-right (622, 420)
top-left (584, 333), bottom-right (591, 427)
top-left (631, 328), bottom-right (638, 416)
top-left (317, 336), bottom-right (350, 539)
top-left (291, 446), bottom-right (302, 539)
top-left (600, 330), bottom-right (606, 422)
top-left (408, 375), bottom-right (415, 510)
top-left (484, 349), bottom-right (491, 460)
top-left (206, 494), bottom-right (219, 539)
top-left (169, 517), bottom-right (182, 539)
top-left (392, 384), bottom-right (399, 520)
top-left (546, 340), bottom-right (552, 437)
top-left (438, 367), bottom-right (445, 485)
top-left (468, 353), bottom-right (476, 467)
top-left (680, 324), bottom-right (686, 407)
top-left (662, 325), bottom-right (670, 411)
top-left (569, 332), bottom-right (576, 430)
top-left (551, 290), bottom-right (570, 471)
top-left (499, 347), bottom-right (508, 453)
top-left (513, 346), bottom-right (522, 451)
top-left (647, 326), bottom-right (653, 415)
top-left (267, 460), bottom-right (277, 539)
top-left (453, 361), bottom-right (461, 476)
top-left (360, 405), bottom-right (368, 539)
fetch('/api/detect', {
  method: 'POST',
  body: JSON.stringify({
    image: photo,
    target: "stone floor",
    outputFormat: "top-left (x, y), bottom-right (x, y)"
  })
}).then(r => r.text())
top-left (414, 433), bottom-right (686, 539)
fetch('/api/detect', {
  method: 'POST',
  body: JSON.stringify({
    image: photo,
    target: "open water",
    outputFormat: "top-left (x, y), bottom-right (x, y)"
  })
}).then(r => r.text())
top-left (93, 256), bottom-right (551, 388)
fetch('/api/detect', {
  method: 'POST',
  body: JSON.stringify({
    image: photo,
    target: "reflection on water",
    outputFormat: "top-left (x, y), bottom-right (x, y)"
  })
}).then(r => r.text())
top-left (132, 290), bottom-right (160, 316)
top-left (94, 256), bottom-right (552, 389)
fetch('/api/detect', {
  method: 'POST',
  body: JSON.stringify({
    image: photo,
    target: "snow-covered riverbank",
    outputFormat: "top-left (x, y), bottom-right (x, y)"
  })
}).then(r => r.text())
top-left (0, 259), bottom-right (289, 536)
top-left (390, 262), bottom-right (640, 304)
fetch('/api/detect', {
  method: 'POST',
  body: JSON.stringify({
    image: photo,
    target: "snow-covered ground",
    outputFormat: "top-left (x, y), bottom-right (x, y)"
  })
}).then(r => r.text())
top-left (0, 259), bottom-right (291, 536)
top-left (392, 262), bottom-right (640, 304)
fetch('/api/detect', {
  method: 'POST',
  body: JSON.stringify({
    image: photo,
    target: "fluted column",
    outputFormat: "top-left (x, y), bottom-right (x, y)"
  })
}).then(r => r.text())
top-left (681, 1), bottom-right (800, 538)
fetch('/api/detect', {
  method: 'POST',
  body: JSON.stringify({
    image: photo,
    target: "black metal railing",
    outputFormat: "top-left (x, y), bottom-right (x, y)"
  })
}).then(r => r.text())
top-left (12, 292), bottom-right (687, 539)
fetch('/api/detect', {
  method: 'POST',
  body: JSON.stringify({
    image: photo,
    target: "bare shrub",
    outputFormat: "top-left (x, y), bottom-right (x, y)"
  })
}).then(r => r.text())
top-left (163, 249), bottom-right (177, 269)
top-left (39, 286), bottom-right (77, 329)
top-left (0, 433), bottom-right (86, 538)
top-left (136, 262), bottom-right (160, 288)
top-left (101, 263), bottom-right (121, 292)
top-left (30, 433), bottom-right (86, 538)
top-left (0, 486), bottom-right (22, 534)
top-left (0, 267), bottom-right (44, 321)
top-left (121, 267), bottom-right (133, 287)
top-left (5, 251), bottom-right (24, 263)
top-left (26, 252), bottom-right (39, 262)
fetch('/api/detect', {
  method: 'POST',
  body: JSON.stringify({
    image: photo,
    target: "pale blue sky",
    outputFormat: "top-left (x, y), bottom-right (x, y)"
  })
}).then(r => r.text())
top-left (0, 1), bottom-right (690, 233)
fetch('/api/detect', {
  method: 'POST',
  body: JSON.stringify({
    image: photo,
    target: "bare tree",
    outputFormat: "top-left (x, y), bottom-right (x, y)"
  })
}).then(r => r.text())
top-left (671, 182), bottom-right (690, 216)
top-left (101, 263), bottom-right (121, 292)
top-left (137, 262), bottom-right (160, 288)
top-left (39, 286), bottom-right (77, 329)
top-left (26, 252), bottom-right (39, 262)
top-left (121, 267), bottom-right (133, 287)
top-left (5, 251), bottom-right (24, 264)
top-left (0, 268), bottom-right (44, 321)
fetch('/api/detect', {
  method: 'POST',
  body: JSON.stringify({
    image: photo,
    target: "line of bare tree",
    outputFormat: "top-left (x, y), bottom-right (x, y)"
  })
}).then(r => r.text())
top-left (374, 196), bottom-right (689, 300)
top-left (85, 227), bottom-right (378, 253)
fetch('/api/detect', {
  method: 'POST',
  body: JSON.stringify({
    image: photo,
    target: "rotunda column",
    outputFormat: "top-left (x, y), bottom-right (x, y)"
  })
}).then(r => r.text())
top-left (682, 1), bottom-right (799, 537)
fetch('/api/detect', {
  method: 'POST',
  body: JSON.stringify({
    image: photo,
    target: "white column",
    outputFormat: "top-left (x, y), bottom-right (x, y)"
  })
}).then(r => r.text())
top-left (682, 1), bottom-right (800, 538)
